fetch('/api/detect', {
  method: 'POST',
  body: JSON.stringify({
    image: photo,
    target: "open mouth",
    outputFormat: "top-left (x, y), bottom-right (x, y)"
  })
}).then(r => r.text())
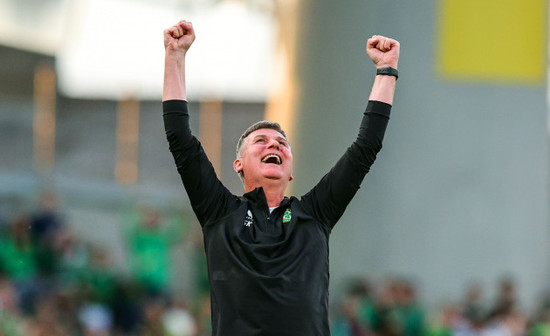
top-left (261, 154), bottom-right (282, 165)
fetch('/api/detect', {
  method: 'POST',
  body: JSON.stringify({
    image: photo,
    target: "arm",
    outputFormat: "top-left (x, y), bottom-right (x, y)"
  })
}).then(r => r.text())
top-left (163, 20), bottom-right (195, 101)
top-left (367, 35), bottom-right (400, 105)
top-left (300, 35), bottom-right (399, 228)
top-left (162, 21), bottom-right (238, 225)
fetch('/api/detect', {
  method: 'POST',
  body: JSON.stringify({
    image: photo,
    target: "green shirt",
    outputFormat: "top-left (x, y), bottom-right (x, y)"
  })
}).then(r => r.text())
top-left (0, 239), bottom-right (37, 281)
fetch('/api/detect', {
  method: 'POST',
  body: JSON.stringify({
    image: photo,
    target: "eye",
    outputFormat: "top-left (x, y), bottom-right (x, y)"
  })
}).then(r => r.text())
top-left (278, 140), bottom-right (287, 146)
top-left (256, 138), bottom-right (265, 143)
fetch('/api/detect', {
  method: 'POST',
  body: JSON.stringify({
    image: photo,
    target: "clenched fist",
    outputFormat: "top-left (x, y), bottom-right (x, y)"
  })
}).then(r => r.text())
top-left (366, 35), bottom-right (400, 69)
top-left (164, 20), bottom-right (196, 54)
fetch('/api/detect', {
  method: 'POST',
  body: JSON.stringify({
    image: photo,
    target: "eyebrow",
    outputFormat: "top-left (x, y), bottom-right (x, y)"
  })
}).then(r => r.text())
top-left (252, 134), bottom-right (289, 144)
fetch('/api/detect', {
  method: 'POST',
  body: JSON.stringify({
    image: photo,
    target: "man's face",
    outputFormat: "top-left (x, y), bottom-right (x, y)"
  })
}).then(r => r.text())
top-left (234, 128), bottom-right (293, 188)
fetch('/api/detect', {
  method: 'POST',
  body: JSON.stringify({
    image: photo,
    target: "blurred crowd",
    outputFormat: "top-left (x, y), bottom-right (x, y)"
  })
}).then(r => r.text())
top-left (1, 192), bottom-right (550, 336)
top-left (330, 273), bottom-right (550, 336)
top-left (0, 192), bottom-right (209, 336)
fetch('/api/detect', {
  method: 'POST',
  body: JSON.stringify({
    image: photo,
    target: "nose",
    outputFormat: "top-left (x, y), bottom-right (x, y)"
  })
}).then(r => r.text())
top-left (267, 138), bottom-right (279, 149)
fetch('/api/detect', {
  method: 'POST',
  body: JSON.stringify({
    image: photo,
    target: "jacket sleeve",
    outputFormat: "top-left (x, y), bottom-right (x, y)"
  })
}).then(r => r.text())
top-left (299, 100), bottom-right (391, 229)
top-left (163, 100), bottom-right (239, 226)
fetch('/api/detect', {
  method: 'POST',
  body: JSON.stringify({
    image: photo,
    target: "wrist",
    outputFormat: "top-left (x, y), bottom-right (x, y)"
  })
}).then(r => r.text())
top-left (376, 67), bottom-right (399, 80)
top-left (165, 47), bottom-right (188, 59)
top-left (375, 63), bottom-right (398, 70)
top-left (165, 51), bottom-right (187, 68)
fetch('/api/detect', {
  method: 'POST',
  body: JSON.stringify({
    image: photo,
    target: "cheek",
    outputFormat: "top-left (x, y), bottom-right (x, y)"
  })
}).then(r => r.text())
top-left (284, 150), bottom-right (293, 161)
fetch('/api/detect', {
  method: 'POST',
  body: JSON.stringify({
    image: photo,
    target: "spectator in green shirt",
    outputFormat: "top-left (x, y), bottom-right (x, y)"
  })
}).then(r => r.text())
top-left (125, 205), bottom-right (186, 294)
top-left (0, 215), bottom-right (40, 315)
top-left (0, 216), bottom-right (37, 282)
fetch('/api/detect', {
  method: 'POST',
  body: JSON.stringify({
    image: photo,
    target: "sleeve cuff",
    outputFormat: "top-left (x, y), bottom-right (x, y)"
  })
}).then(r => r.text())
top-left (366, 100), bottom-right (392, 118)
top-left (162, 100), bottom-right (188, 114)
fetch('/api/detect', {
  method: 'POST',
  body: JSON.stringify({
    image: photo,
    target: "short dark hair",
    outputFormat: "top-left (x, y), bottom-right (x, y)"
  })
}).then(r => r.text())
top-left (235, 121), bottom-right (289, 159)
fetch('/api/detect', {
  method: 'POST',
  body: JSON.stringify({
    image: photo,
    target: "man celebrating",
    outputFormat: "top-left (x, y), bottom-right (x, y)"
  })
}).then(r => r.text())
top-left (162, 20), bottom-right (399, 336)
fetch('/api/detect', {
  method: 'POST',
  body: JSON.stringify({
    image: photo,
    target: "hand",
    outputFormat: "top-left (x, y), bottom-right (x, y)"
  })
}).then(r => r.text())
top-left (164, 20), bottom-right (196, 54)
top-left (366, 35), bottom-right (400, 69)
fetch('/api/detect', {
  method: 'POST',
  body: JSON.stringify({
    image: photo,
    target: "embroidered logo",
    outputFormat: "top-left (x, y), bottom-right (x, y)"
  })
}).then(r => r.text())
top-left (243, 210), bottom-right (254, 227)
top-left (282, 208), bottom-right (292, 223)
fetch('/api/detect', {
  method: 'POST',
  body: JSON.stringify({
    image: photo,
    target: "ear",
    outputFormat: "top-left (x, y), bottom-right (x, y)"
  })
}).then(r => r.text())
top-left (233, 158), bottom-right (243, 174)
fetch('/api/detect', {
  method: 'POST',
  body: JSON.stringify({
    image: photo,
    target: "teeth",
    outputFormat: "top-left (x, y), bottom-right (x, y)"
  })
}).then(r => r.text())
top-left (262, 154), bottom-right (281, 164)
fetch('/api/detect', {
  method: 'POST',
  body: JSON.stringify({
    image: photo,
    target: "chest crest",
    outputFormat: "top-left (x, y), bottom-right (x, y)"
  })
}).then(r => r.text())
top-left (282, 208), bottom-right (292, 223)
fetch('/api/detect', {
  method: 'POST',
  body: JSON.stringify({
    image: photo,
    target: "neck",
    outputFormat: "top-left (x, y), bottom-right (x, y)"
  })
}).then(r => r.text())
top-left (244, 180), bottom-right (287, 207)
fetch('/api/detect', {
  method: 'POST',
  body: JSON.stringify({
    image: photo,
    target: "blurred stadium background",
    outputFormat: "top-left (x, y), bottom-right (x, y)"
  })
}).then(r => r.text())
top-left (0, 0), bottom-right (549, 335)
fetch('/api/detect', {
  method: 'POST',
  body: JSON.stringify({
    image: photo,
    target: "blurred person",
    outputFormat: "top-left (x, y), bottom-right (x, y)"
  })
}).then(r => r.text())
top-left (193, 296), bottom-right (211, 336)
top-left (502, 309), bottom-right (526, 336)
top-left (454, 308), bottom-right (489, 336)
top-left (25, 294), bottom-right (71, 336)
top-left (40, 232), bottom-right (94, 335)
top-left (30, 191), bottom-right (66, 276)
top-left (394, 278), bottom-right (426, 336)
top-left (528, 292), bottom-right (550, 336)
top-left (0, 215), bottom-right (37, 283)
top-left (423, 302), bottom-right (461, 336)
top-left (55, 229), bottom-right (91, 292)
top-left (0, 278), bottom-right (28, 336)
top-left (31, 192), bottom-right (64, 241)
top-left (489, 276), bottom-right (518, 321)
top-left (331, 277), bottom-right (376, 336)
top-left (0, 215), bottom-right (39, 315)
top-left (110, 277), bottom-right (143, 335)
top-left (162, 19), bottom-right (398, 336)
top-left (162, 297), bottom-right (198, 336)
top-left (462, 282), bottom-right (486, 319)
top-left (466, 277), bottom-right (523, 336)
top-left (137, 295), bottom-right (168, 336)
top-left (452, 282), bottom-right (487, 336)
top-left (369, 277), bottom-right (426, 336)
top-left (125, 205), bottom-right (186, 294)
top-left (346, 277), bottom-right (378, 331)
top-left (481, 307), bottom-right (526, 336)
top-left (70, 245), bottom-right (117, 335)
top-left (529, 302), bottom-right (550, 336)
top-left (79, 246), bottom-right (117, 307)
top-left (331, 294), bottom-right (371, 336)
top-left (78, 303), bottom-right (113, 336)
top-left (373, 279), bottom-right (408, 336)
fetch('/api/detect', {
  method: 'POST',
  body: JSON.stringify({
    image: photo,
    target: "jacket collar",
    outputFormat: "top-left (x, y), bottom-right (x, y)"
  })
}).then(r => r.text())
top-left (244, 187), bottom-right (290, 212)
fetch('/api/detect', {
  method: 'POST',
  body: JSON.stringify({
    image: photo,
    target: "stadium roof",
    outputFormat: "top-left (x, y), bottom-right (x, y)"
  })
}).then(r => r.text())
top-left (0, 0), bottom-right (276, 101)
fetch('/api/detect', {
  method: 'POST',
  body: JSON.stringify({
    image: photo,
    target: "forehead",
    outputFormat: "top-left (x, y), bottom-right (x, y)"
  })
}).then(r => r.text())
top-left (246, 128), bottom-right (287, 141)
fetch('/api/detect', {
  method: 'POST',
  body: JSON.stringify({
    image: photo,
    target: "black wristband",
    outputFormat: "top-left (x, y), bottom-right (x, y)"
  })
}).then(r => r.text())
top-left (376, 67), bottom-right (399, 80)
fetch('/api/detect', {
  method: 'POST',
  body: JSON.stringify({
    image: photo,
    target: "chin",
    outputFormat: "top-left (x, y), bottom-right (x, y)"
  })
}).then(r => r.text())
top-left (261, 169), bottom-right (283, 178)
top-left (263, 172), bottom-right (290, 182)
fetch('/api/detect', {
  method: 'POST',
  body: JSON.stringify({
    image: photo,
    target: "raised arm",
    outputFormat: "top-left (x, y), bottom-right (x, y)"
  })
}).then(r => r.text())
top-left (300, 35), bottom-right (400, 229)
top-left (367, 35), bottom-right (400, 105)
top-left (163, 20), bottom-right (195, 101)
top-left (162, 21), bottom-right (238, 226)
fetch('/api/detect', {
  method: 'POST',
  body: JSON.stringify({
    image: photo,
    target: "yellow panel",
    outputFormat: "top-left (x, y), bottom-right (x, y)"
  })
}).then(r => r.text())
top-left (437, 0), bottom-right (547, 84)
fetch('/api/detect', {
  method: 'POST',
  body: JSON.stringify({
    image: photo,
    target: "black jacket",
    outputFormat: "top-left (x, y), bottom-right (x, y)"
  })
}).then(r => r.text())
top-left (163, 100), bottom-right (391, 336)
